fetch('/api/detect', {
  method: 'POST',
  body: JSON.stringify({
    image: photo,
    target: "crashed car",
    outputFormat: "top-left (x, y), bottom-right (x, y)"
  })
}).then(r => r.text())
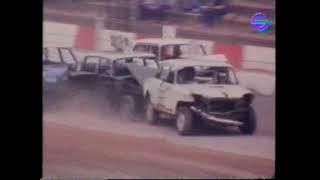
top-left (143, 58), bottom-right (257, 135)
top-left (43, 47), bottom-right (78, 91)
top-left (68, 51), bottom-right (159, 118)
top-left (133, 38), bottom-right (208, 62)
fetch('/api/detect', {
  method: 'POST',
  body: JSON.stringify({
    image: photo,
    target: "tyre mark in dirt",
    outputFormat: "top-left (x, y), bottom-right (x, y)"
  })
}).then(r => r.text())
top-left (44, 122), bottom-right (274, 178)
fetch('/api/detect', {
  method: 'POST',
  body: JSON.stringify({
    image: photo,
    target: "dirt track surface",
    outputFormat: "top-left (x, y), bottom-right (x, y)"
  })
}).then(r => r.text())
top-left (44, 122), bottom-right (273, 179)
top-left (43, 88), bottom-right (275, 178)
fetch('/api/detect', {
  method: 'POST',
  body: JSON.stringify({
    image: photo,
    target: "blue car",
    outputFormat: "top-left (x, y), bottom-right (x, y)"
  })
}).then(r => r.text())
top-left (43, 47), bottom-right (78, 92)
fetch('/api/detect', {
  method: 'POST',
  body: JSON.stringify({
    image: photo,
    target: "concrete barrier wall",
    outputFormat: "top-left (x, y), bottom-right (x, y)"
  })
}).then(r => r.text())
top-left (242, 46), bottom-right (275, 72)
top-left (43, 21), bottom-right (136, 51)
top-left (236, 71), bottom-right (275, 96)
top-left (43, 22), bottom-right (78, 47)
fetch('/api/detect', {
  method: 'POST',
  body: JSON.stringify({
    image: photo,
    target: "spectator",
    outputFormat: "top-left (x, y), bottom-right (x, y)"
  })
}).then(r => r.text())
top-left (138, 0), bottom-right (175, 21)
top-left (213, 0), bottom-right (228, 20)
top-left (200, 0), bottom-right (228, 26)
top-left (160, 0), bottom-right (177, 10)
top-left (182, 0), bottom-right (201, 12)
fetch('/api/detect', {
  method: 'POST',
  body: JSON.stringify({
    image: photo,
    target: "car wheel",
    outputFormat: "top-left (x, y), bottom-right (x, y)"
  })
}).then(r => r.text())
top-left (239, 106), bottom-right (257, 135)
top-left (176, 107), bottom-right (194, 135)
top-left (120, 95), bottom-right (137, 121)
top-left (145, 98), bottom-right (158, 125)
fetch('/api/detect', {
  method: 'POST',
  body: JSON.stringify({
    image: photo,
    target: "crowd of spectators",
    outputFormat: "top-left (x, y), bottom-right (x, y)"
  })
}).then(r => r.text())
top-left (138, 0), bottom-right (228, 26)
top-left (138, 0), bottom-right (177, 21)
top-left (44, 0), bottom-right (229, 26)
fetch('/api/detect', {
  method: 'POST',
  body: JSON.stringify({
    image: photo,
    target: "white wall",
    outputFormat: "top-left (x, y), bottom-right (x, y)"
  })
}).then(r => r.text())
top-left (43, 22), bottom-right (78, 47)
top-left (237, 71), bottom-right (275, 96)
top-left (242, 45), bottom-right (275, 72)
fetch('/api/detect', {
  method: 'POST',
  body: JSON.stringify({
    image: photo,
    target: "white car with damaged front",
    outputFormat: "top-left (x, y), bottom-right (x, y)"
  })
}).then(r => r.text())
top-left (143, 59), bottom-right (257, 135)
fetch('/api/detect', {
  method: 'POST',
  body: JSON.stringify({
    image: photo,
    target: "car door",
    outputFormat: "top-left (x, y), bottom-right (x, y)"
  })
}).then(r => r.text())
top-left (157, 70), bottom-right (175, 113)
top-left (96, 57), bottom-right (113, 87)
top-left (59, 48), bottom-right (78, 71)
top-left (108, 58), bottom-right (133, 94)
top-left (46, 47), bottom-right (61, 64)
top-left (69, 56), bottom-right (100, 90)
top-left (128, 57), bottom-right (146, 94)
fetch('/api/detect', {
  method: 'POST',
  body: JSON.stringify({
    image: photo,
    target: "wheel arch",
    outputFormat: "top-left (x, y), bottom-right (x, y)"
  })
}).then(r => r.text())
top-left (175, 101), bottom-right (194, 114)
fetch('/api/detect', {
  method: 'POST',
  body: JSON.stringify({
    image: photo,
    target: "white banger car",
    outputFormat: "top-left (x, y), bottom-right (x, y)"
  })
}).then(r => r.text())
top-left (133, 38), bottom-right (207, 62)
top-left (143, 58), bottom-right (257, 135)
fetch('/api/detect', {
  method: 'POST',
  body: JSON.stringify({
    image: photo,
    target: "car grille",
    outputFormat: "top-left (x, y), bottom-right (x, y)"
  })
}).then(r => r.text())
top-left (207, 99), bottom-right (237, 112)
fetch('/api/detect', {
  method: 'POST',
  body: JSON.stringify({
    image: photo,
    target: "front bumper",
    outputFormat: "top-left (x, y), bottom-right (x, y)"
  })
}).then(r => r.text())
top-left (190, 106), bottom-right (244, 126)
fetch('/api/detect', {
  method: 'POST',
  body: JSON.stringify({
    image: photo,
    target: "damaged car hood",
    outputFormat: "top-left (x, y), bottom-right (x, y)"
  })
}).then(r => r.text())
top-left (180, 84), bottom-right (252, 99)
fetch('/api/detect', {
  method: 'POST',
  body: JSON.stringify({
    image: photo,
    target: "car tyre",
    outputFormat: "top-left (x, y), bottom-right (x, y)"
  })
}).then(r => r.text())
top-left (239, 106), bottom-right (257, 135)
top-left (176, 107), bottom-right (194, 135)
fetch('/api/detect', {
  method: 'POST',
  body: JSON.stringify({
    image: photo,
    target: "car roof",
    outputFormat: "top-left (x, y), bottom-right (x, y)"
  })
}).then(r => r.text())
top-left (83, 52), bottom-right (155, 61)
top-left (135, 38), bottom-right (191, 46)
top-left (160, 59), bottom-right (232, 71)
